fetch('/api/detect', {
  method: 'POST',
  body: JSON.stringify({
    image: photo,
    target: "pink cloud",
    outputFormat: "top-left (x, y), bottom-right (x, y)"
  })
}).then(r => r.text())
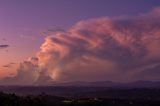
top-left (2, 7), bottom-right (160, 85)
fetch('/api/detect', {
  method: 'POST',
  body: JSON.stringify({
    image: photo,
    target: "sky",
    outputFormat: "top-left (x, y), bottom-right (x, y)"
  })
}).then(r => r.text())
top-left (0, 0), bottom-right (160, 85)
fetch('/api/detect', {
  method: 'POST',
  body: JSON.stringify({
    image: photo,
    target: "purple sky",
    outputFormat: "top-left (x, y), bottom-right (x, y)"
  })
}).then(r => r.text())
top-left (0, 0), bottom-right (160, 83)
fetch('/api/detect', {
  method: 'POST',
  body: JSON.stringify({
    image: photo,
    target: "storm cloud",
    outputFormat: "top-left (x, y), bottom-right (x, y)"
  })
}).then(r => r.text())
top-left (2, 7), bottom-right (160, 85)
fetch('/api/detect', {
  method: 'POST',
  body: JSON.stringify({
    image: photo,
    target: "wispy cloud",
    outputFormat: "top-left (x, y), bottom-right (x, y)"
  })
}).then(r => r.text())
top-left (0, 45), bottom-right (9, 49)
top-left (2, 62), bottom-right (16, 68)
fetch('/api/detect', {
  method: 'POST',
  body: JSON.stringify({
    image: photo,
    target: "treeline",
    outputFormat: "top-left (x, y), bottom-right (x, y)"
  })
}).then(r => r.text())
top-left (0, 92), bottom-right (160, 106)
top-left (0, 92), bottom-right (65, 106)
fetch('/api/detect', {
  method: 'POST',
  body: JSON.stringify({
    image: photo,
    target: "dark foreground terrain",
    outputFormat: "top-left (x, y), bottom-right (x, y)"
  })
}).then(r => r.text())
top-left (0, 92), bottom-right (160, 106)
top-left (1, 81), bottom-right (160, 106)
top-left (0, 85), bottom-right (160, 106)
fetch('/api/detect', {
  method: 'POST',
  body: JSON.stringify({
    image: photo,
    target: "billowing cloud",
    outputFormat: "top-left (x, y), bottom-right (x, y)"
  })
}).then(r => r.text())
top-left (2, 7), bottom-right (160, 85)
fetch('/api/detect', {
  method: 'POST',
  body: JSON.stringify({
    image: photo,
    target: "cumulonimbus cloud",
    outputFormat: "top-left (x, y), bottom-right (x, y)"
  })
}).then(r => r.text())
top-left (2, 7), bottom-right (160, 85)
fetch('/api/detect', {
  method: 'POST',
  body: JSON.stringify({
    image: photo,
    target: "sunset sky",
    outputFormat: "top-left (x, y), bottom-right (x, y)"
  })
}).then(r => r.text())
top-left (0, 0), bottom-right (160, 85)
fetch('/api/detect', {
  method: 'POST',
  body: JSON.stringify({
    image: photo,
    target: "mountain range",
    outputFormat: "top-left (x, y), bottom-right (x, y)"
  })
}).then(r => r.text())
top-left (49, 80), bottom-right (160, 88)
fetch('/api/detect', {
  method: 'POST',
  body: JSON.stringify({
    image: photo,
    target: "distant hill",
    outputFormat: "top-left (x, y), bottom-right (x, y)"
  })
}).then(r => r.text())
top-left (1, 80), bottom-right (160, 88)
top-left (50, 81), bottom-right (121, 87)
top-left (50, 80), bottom-right (160, 88)
top-left (0, 81), bottom-right (160, 98)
